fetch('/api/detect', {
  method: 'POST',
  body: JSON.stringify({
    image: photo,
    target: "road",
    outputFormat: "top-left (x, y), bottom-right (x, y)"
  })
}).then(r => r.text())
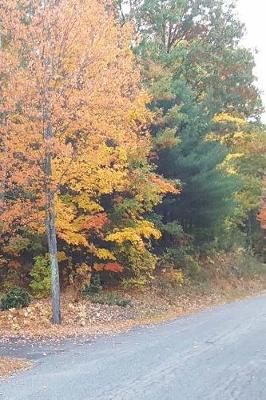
top-left (1, 294), bottom-right (266, 400)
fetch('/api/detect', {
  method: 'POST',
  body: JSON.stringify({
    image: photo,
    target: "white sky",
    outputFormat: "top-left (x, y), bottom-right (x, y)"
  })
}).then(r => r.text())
top-left (236, 0), bottom-right (266, 120)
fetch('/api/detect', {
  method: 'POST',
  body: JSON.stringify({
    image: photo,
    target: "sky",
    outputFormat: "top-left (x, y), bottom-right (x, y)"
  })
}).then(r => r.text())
top-left (236, 0), bottom-right (266, 120)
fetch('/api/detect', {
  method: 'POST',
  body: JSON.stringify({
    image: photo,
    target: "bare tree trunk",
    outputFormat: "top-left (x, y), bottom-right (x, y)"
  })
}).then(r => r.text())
top-left (44, 122), bottom-right (61, 324)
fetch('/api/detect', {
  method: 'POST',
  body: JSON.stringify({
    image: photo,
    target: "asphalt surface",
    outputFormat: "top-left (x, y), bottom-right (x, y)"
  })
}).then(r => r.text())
top-left (1, 294), bottom-right (266, 400)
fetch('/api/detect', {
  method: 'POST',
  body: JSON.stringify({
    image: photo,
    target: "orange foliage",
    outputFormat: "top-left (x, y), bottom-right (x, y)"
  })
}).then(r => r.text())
top-left (0, 0), bottom-right (174, 270)
top-left (83, 214), bottom-right (109, 231)
top-left (104, 263), bottom-right (124, 273)
top-left (150, 175), bottom-right (180, 195)
top-left (94, 263), bottom-right (124, 273)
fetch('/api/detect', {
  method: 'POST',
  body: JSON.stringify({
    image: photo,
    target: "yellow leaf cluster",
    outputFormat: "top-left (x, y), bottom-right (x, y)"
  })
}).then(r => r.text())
top-left (94, 248), bottom-right (116, 261)
top-left (106, 221), bottom-right (161, 250)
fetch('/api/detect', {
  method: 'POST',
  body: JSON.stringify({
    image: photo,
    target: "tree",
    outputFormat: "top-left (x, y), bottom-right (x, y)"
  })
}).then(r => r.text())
top-left (0, 0), bottom-right (176, 321)
top-left (118, 0), bottom-right (263, 246)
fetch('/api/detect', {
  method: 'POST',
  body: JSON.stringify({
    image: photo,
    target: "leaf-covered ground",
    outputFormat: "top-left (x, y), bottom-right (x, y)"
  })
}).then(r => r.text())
top-left (0, 357), bottom-right (32, 378)
top-left (1, 269), bottom-right (266, 342)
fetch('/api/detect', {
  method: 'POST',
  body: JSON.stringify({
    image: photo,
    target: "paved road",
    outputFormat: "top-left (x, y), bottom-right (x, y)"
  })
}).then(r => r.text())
top-left (1, 294), bottom-right (266, 400)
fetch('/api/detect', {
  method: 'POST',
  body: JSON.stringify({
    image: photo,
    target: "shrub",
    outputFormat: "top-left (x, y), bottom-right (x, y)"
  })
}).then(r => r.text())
top-left (160, 247), bottom-right (201, 279)
top-left (88, 291), bottom-right (132, 307)
top-left (70, 263), bottom-right (92, 296)
top-left (83, 273), bottom-right (102, 296)
top-left (154, 269), bottom-right (185, 296)
top-left (118, 246), bottom-right (157, 287)
top-left (0, 287), bottom-right (31, 310)
top-left (29, 255), bottom-right (51, 298)
top-left (122, 277), bottom-right (147, 289)
top-left (232, 248), bottom-right (266, 279)
top-left (185, 255), bottom-right (201, 279)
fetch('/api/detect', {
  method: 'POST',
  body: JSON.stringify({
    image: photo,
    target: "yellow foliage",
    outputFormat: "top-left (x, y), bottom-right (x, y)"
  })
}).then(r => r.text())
top-left (162, 269), bottom-right (185, 286)
top-left (55, 198), bottom-right (89, 247)
top-left (74, 195), bottom-right (103, 213)
top-left (57, 251), bottom-right (68, 262)
top-left (213, 113), bottom-right (246, 126)
top-left (106, 221), bottom-right (161, 250)
top-left (219, 153), bottom-right (245, 175)
top-left (94, 248), bottom-right (116, 261)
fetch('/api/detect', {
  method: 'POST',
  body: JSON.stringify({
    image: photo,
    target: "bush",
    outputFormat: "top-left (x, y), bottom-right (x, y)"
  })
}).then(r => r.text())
top-left (0, 287), bottom-right (31, 310)
top-left (29, 255), bottom-right (51, 298)
top-left (232, 248), bottom-right (266, 279)
top-left (185, 255), bottom-right (201, 279)
top-left (118, 246), bottom-right (157, 286)
top-left (87, 291), bottom-right (132, 307)
top-left (83, 273), bottom-right (102, 296)
top-left (159, 247), bottom-right (201, 279)
top-left (153, 269), bottom-right (185, 297)
top-left (122, 277), bottom-right (147, 289)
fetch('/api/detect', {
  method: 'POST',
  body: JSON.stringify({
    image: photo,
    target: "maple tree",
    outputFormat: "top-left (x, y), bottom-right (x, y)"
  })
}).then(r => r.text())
top-left (0, 0), bottom-right (177, 322)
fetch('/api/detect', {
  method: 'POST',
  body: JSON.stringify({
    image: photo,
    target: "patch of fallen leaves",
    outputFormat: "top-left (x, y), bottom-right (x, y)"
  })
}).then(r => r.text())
top-left (0, 357), bottom-right (32, 378)
top-left (0, 276), bottom-right (266, 342)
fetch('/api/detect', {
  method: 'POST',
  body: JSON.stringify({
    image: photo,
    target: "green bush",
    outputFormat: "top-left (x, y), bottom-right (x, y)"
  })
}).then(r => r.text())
top-left (185, 255), bottom-right (201, 279)
top-left (29, 255), bottom-right (51, 298)
top-left (119, 246), bottom-right (157, 286)
top-left (233, 248), bottom-right (266, 279)
top-left (0, 287), bottom-right (31, 310)
top-left (83, 273), bottom-right (102, 296)
top-left (87, 291), bottom-right (132, 308)
top-left (160, 247), bottom-right (201, 279)
top-left (122, 277), bottom-right (147, 289)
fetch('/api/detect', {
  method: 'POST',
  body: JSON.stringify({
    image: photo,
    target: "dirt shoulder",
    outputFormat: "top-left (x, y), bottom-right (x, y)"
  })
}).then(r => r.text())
top-left (1, 272), bottom-right (266, 342)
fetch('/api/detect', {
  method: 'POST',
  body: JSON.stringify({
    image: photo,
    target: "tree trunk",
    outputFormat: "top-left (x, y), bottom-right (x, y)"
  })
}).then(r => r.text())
top-left (46, 189), bottom-right (61, 324)
top-left (0, 31), bottom-right (6, 211)
top-left (44, 122), bottom-right (61, 324)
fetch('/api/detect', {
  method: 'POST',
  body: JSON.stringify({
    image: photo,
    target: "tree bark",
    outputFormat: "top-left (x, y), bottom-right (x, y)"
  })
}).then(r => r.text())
top-left (0, 32), bottom-right (7, 213)
top-left (44, 122), bottom-right (61, 324)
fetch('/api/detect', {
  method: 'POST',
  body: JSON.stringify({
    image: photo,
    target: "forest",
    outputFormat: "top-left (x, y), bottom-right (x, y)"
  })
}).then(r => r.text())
top-left (0, 0), bottom-right (265, 326)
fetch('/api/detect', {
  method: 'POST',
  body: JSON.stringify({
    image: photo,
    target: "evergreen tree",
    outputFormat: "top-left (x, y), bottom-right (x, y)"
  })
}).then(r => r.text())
top-left (122, 0), bottom-right (262, 244)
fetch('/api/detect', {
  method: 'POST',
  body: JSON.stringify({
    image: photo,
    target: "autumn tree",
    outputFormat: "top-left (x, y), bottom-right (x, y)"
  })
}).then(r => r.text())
top-left (0, 0), bottom-right (177, 321)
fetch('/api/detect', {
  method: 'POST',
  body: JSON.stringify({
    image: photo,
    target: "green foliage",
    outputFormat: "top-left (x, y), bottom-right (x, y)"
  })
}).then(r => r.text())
top-left (120, 0), bottom-right (265, 254)
top-left (118, 246), bottom-right (158, 285)
top-left (122, 277), bottom-right (148, 289)
top-left (89, 291), bottom-right (132, 307)
top-left (158, 140), bottom-right (241, 240)
top-left (231, 248), bottom-right (266, 279)
top-left (83, 274), bottom-right (102, 296)
top-left (160, 247), bottom-right (201, 278)
top-left (29, 256), bottom-right (51, 298)
top-left (0, 287), bottom-right (31, 310)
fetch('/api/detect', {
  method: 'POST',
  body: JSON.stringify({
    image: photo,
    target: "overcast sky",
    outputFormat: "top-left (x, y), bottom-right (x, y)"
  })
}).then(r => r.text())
top-left (236, 0), bottom-right (266, 119)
